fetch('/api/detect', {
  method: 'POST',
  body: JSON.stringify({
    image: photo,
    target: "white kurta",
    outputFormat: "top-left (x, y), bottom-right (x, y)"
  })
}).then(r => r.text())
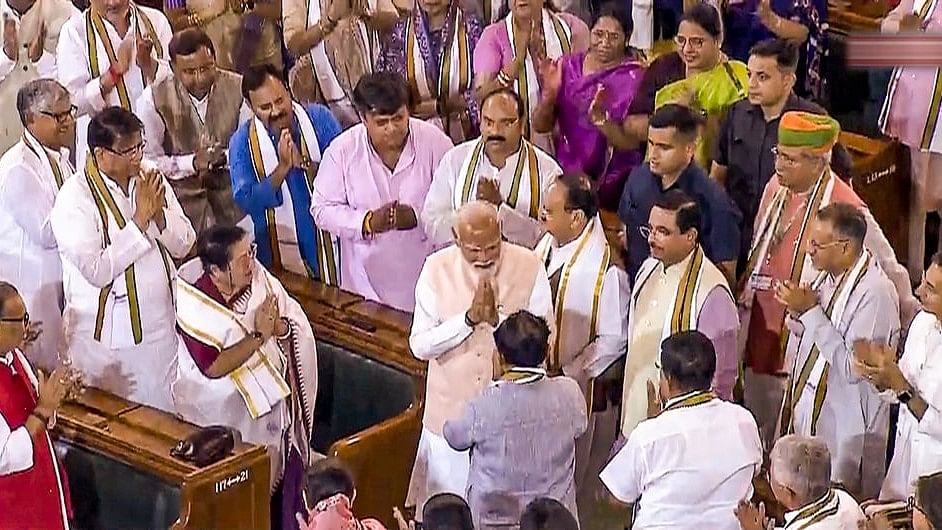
top-left (55, 5), bottom-right (171, 168)
top-left (600, 397), bottom-right (763, 530)
top-left (136, 84), bottom-right (252, 181)
top-left (50, 165), bottom-right (195, 412)
top-left (406, 255), bottom-right (554, 512)
top-left (881, 310), bottom-right (942, 500)
top-left (785, 258), bottom-right (900, 499)
top-left (422, 139), bottom-right (561, 249)
top-left (0, 133), bottom-right (74, 371)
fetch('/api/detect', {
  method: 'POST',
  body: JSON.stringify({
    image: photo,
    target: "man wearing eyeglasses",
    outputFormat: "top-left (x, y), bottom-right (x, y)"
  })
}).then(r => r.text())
top-left (619, 188), bottom-right (738, 440)
top-left (739, 111), bottom-right (916, 451)
top-left (50, 106), bottom-right (196, 412)
top-left (136, 27), bottom-right (253, 238)
top-left (773, 202), bottom-right (899, 500)
top-left (0, 80), bottom-right (76, 372)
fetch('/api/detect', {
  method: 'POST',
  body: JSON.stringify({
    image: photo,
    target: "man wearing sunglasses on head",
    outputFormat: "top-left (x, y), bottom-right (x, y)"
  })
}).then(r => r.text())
top-left (0, 80), bottom-right (76, 372)
top-left (50, 105), bottom-right (196, 413)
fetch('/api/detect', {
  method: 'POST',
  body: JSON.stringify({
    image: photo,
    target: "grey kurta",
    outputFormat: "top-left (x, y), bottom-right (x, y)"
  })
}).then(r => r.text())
top-left (785, 257), bottom-right (900, 499)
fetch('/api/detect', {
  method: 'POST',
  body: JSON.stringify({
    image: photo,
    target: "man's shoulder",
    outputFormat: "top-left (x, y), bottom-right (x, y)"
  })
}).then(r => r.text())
top-left (530, 141), bottom-right (562, 172)
top-left (61, 8), bottom-right (86, 32)
top-left (785, 94), bottom-right (827, 114)
top-left (137, 4), bottom-right (171, 26)
top-left (502, 241), bottom-right (544, 266)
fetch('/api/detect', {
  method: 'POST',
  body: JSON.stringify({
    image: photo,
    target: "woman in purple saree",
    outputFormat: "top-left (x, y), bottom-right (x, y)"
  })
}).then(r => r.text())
top-left (531, 3), bottom-right (647, 210)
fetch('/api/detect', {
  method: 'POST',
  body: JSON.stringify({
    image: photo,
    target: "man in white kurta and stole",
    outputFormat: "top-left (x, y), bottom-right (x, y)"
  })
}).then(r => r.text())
top-left (532, 174), bottom-right (627, 493)
top-left (0, 0), bottom-right (77, 152)
top-left (229, 64), bottom-right (343, 283)
top-left (56, 0), bottom-right (172, 169)
top-left (0, 80), bottom-right (75, 371)
top-left (407, 201), bottom-right (553, 516)
top-left (173, 225), bottom-right (318, 530)
top-left (774, 203), bottom-right (899, 500)
top-left (621, 189), bottom-right (738, 438)
top-left (50, 107), bottom-right (196, 412)
top-left (741, 112), bottom-right (917, 448)
top-left (879, 0), bottom-right (942, 282)
top-left (423, 88), bottom-right (561, 249)
top-left (855, 252), bottom-right (942, 501)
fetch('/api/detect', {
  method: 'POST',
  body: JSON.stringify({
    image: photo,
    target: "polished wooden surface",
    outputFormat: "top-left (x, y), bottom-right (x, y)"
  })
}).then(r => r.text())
top-left (828, 2), bottom-right (884, 32)
top-left (56, 388), bottom-right (271, 529)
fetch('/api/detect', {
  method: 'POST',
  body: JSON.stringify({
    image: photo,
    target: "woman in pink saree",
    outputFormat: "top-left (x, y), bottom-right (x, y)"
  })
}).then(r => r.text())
top-left (531, 3), bottom-right (647, 210)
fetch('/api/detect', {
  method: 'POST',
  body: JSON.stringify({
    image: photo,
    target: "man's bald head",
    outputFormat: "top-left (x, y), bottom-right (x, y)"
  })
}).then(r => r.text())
top-left (453, 201), bottom-right (502, 270)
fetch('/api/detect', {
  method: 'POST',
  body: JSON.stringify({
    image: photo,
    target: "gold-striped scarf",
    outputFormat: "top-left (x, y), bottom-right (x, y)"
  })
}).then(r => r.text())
top-left (456, 139), bottom-right (541, 219)
top-left (659, 389), bottom-right (715, 415)
top-left (85, 4), bottom-right (162, 110)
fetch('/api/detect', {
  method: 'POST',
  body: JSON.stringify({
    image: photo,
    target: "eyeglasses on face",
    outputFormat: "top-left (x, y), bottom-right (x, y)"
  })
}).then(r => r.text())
top-left (105, 140), bottom-right (147, 158)
top-left (674, 35), bottom-right (707, 50)
top-left (40, 105), bottom-right (77, 124)
top-left (639, 224), bottom-right (674, 239)
top-left (771, 146), bottom-right (824, 167)
top-left (232, 243), bottom-right (258, 263)
top-left (0, 311), bottom-right (29, 327)
top-left (808, 239), bottom-right (848, 251)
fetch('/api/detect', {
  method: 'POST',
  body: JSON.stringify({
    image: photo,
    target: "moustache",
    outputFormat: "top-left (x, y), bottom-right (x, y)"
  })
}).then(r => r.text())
top-left (486, 136), bottom-right (506, 143)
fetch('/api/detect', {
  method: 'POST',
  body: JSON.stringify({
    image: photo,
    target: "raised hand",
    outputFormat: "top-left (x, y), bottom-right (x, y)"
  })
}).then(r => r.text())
top-left (37, 365), bottom-right (77, 416)
top-left (394, 202), bottom-right (418, 230)
top-left (528, 19), bottom-right (545, 61)
top-left (253, 295), bottom-right (278, 340)
top-left (2, 15), bottom-right (17, 62)
top-left (276, 129), bottom-right (300, 168)
top-left (734, 499), bottom-right (770, 530)
top-left (114, 34), bottom-right (134, 77)
top-left (132, 171), bottom-right (162, 229)
top-left (588, 84), bottom-right (609, 127)
top-left (27, 22), bottom-right (44, 63)
top-left (135, 31), bottom-right (155, 71)
top-left (367, 202), bottom-right (397, 234)
top-left (646, 379), bottom-right (660, 419)
top-left (537, 58), bottom-right (562, 97)
top-left (475, 177), bottom-right (502, 206)
top-left (467, 276), bottom-right (498, 327)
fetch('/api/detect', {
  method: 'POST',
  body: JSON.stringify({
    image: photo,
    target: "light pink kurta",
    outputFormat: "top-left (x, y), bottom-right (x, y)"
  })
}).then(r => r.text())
top-left (311, 118), bottom-right (453, 311)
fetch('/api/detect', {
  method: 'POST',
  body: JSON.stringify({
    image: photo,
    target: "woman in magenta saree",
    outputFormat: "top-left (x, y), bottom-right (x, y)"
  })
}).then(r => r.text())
top-left (532, 3), bottom-right (646, 210)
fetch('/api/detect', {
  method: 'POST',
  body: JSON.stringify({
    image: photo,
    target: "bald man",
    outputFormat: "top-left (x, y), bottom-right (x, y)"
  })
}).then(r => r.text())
top-left (407, 201), bottom-right (554, 516)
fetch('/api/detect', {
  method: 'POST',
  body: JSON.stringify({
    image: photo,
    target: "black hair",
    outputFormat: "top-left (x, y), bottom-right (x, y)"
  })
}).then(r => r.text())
top-left (816, 202), bottom-right (867, 249)
top-left (519, 498), bottom-right (579, 530)
top-left (493, 311), bottom-right (550, 368)
top-left (917, 471), bottom-right (942, 529)
top-left (423, 493), bottom-right (474, 530)
top-left (653, 189), bottom-right (702, 237)
top-left (352, 71), bottom-right (411, 116)
top-left (169, 27), bottom-right (216, 62)
top-left (591, 2), bottom-right (634, 41)
top-left (660, 330), bottom-right (716, 392)
top-left (87, 106), bottom-right (144, 151)
top-left (197, 225), bottom-right (248, 273)
top-left (679, 2), bottom-right (723, 39)
top-left (241, 63), bottom-right (284, 101)
top-left (648, 103), bottom-right (704, 143)
top-left (481, 87), bottom-right (526, 119)
top-left (304, 458), bottom-right (356, 506)
top-left (748, 38), bottom-right (800, 71)
top-left (0, 281), bottom-right (18, 317)
top-left (556, 173), bottom-right (599, 221)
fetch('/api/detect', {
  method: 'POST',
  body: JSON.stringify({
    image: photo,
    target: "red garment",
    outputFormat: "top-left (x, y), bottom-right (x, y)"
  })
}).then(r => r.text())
top-left (178, 273), bottom-right (230, 374)
top-left (0, 350), bottom-right (72, 530)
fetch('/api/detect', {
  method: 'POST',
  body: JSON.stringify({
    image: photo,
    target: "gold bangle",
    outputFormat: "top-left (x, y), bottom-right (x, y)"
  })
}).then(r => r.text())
top-left (363, 211), bottom-right (374, 237)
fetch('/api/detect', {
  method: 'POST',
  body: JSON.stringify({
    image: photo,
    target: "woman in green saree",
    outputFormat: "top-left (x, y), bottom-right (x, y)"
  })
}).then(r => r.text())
top-left (654, 3), bottom-right (747, 169)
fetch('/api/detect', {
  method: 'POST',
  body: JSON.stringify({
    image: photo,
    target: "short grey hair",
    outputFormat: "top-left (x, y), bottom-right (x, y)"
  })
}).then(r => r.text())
top-left (16, 79), bottom-right (68, 126)
top-left (770, 435), bottom-right (832, 505)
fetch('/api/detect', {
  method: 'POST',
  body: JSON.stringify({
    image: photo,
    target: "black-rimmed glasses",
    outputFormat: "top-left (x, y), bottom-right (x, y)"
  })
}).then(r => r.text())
top-left (0, 312), bottom-right (29, 327)
top-left (40, 105), bottom-right (77, 124)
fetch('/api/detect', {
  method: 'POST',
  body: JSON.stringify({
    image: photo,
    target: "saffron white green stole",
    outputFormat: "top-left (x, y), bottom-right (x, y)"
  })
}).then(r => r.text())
top-left (533, 217), bottom-right (610, 375)
top-left (84, 4), bottom-right (162, 110)
top-left (83, 156), bottom-right (173, 347)
top-left (405, 6), bottom-right (473, 141)
top-left (453, 139), bottom-right (541, 219)
top-left (504, 9), bottom-right (572, 140)
top-left (247, 101), bottom-right (340, 284)
top-left (176, 267), bottom-right (292, 419)
top-left (305, 0), bottom-right (377, 103)
top-left (779, 250), bottom-right (872, 437)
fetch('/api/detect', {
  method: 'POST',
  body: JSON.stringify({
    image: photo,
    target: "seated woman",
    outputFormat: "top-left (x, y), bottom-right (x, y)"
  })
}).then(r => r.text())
top-left (172, 225), bottom-right (319, 530)
top-left (377, 0), bottom-right (485, 143)
top-left (654, 2), bottom-right (748, 169)
top-left (531, 3), bottom-right (646, 211)
top-left (472, 0), bottom-right (590, 153)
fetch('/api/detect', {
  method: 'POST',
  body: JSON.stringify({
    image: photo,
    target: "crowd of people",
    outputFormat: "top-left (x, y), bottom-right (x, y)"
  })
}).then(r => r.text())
top-left (0, 0), bottom-right (941, 527)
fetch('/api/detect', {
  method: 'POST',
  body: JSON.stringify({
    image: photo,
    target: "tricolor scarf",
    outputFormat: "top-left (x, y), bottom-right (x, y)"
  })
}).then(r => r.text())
top-left (247, 101), bottom-right (340, 285)
top-left (83, 156), bottom-right (174, 347)
top-left (21, 132), bottom-right (72, 190)
top-left (784, 490), bottom-right (841, 530)
top-left (533, 217), bottom-right (610, 375)
top-left (504, 9), bottom-right (572, 140)
top-left (405, 5), bottom-right (473, 141)
top-left (740, 170), bottom-right (835, 354)
top-left (305, 0), bottom-right (377, 104)
top-left (84, 4), bottom-right (162, 110)
top-left (454, 138), bottom-right (541, 219)
top-left (779, 250), bottom-right (872, 437)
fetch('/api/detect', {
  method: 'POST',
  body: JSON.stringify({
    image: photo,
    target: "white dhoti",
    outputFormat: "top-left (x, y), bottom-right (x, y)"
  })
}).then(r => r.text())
top-left (406, 427), bottom-right (470, 515)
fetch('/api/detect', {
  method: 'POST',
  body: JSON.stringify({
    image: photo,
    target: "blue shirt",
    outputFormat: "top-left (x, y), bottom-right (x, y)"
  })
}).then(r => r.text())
top-left (229, 104), bottom-right (342, 278)
top-left (618, 162), bottom-right (742, 279)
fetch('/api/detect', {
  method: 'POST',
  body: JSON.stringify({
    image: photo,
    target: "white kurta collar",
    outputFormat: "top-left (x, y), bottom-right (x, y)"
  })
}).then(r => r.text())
top-left (782, 489), bottom-right (836, 528)
top-left (483, 141), bottom-right (523, 173)
top-left (657, 246), bottom-right (697, 276)
top-left (547, 221), bottom-right (592, 271)
top-left (661, 389), bottom-right (700, 409)
top-left (24, 130), bottom-right (71, 167)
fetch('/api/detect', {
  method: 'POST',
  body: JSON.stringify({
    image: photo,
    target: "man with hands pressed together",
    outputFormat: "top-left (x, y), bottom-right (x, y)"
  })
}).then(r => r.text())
top-left (229, 64), bottom-right (342, 282)
top-left (407, 201), bottom-right (553, 519)
top-left (423, 88), bottom-right (560, 249)
top-left (51, 106), bottom-right (196, 412)
top-left (57, 0), bottom-right (172, 168)
top-left (774, 203), bottom-right (899, 499)
top-left (855, 251), bottom-right (942, 501)
top-left (312, 72), bottom-right (452, 311)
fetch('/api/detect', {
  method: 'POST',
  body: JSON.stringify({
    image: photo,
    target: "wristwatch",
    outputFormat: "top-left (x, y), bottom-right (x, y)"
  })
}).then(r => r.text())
top-left (250, 331), bottom-right (264, 342)
top-left (897, 388), bottom-right (913, 404)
